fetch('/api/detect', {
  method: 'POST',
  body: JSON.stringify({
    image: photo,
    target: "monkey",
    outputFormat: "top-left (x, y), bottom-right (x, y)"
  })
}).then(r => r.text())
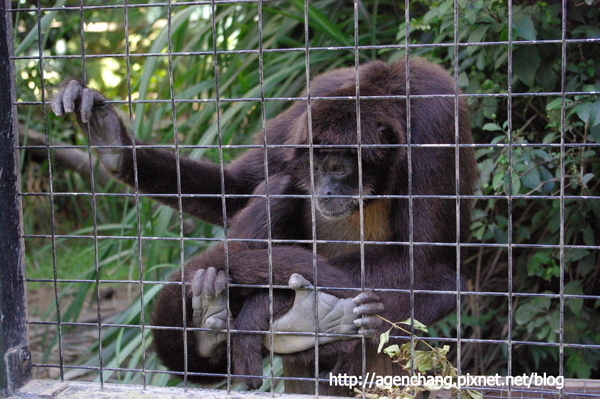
top-left (51, 57), bottom-right (477, 393)
top-left (51, 78), bottom-right (384, 390)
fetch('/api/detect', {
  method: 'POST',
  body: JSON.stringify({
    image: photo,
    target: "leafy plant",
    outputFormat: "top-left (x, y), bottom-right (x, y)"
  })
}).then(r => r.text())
top-left (371, 317), bottom-right (482, 399)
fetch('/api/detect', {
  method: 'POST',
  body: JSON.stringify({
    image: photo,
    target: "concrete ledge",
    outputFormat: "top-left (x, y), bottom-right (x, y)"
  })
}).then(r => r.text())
top-left (8, 379), bottom-right (600, 399)
top-left (10, 380), bottom-right (327, 399)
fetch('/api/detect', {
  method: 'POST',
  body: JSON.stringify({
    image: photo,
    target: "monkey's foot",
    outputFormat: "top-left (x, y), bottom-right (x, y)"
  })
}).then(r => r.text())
top-left (191, 267), bottom-right (230, 357)
top-left (265, 274), bottom-right (384, 354)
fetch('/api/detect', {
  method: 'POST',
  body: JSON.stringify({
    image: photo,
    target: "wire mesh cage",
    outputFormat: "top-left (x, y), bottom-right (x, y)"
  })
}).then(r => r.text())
top-left (2, 1), bottom-right (600, 398)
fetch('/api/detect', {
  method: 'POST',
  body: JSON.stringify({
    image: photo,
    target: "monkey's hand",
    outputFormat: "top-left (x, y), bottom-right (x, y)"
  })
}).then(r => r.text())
top-left (51, 80), bottom-right (127, 173)
top-left (191, 267), bottom-right (230, 357)
top-left (265, 273), bottom-right (384, 354)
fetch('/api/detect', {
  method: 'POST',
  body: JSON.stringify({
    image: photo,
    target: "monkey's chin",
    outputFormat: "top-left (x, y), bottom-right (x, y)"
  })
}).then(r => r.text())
top-left (316, 201), bottom-right (357, 220)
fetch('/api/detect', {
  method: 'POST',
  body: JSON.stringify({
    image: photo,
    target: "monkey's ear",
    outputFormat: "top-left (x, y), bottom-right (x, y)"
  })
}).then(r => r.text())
top-left (377, 125), bottom-right (396, 144)
top-left (282, 117), bottom-right (310, 163)
top-left (377, 125), bottom-right (390, 135)
top-left (376, 122), bottom-right (404, 146)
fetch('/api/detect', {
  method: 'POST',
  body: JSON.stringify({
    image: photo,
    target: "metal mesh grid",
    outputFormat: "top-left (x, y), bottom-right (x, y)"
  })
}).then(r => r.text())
top-left (6, 0), bottom-right (600, 397)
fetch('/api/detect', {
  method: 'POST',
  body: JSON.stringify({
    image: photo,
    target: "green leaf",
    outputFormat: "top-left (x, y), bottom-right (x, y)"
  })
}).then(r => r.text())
top-left (582, 225), bottom-right (595, 246)
top-left (537, 61), bottom-right (558, 90)
top-left (289, 0), bottom-right (351, 46)
top-left (566, 350), bottom-right (592, 378)
top-left (412, 350), bottom-right (435, 373)
top-left (468, 24), bottom-right (490, 44)
top-left (15, 0), bottom-right (68, 56)
top-left (383, 344), bottom-right (401, 358)
top-left (508, 171), bottom-right (521, 194)
top-left (549, 310), bottom-right (560, 334)
top-left (536, 325), bottom-right (551, 340)
top-left (492, 170), bottom-right (505, 191)
top-left (483, 123), bottom-right (503, 132)
top-left (539, 166), bottom-right (555, 192)
top-left (513, 46), bottom-right (541, 87)
top-left (458, 72), bottom-right (469, 88)
top-left (378, 329), bottom-right (391, 353)
top-left (576, 103), bottom-right (592, 123)
top-left (578, 253), bottom-right (596, 276)
top-left (513, 14), bottom-right (537, 41)
top-left (399, 318), bottom-right (428, 333)
top-left (565, 249), bottom-right (590, 263)
top-left (514, 303), bottom-right (536, 325)
top-left (528, 251), bottom-right (552, 273)
top-left (521, 168), bottom-right (541, 190)
top-left (437, 345), bottom-right (450, 358)
top-left (565, 281), bottom-right (584, 316)
top-left (590, 101), bottom-right (600, 126)
top-left (532, 296), bottom-right (551, 313)
top-left (495, 51), bottom-right (509, 70)
top-left (464, 389), bottom-right (485, 399)
top-left (582, 173), bottom-right (594, 186)
top-left (546, 97), bottom-right (572, 112)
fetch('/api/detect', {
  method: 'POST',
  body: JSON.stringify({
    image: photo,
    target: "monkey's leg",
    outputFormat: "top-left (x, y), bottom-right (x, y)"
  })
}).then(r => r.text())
top-left (152, 270), bottom-right (229, 384)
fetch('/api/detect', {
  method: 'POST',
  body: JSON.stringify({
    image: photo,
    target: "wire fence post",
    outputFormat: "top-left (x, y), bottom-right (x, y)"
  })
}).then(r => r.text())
top-left (0, 1), bottom-right (31, 396)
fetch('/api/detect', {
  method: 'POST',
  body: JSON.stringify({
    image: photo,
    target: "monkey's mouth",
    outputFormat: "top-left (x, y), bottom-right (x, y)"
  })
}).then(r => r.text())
top-left (316, 198), bottom-right (359, 220)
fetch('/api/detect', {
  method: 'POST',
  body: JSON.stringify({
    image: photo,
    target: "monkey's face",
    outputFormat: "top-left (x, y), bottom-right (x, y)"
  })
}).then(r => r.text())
top-left (308, 151), bottom-right (362, 219)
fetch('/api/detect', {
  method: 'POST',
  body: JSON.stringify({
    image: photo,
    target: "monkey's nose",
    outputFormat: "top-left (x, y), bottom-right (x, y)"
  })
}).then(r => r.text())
top-left (318, 192), bottom-right (333, 203)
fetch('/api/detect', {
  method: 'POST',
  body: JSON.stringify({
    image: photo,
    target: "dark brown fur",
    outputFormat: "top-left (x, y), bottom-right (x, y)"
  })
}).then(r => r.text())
top-left (110, 59), bottom-right (477, 389)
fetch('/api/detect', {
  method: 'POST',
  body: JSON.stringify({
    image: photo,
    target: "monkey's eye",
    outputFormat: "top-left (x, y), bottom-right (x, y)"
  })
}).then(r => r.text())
top-left (331, 164), bottom-right (346, 174)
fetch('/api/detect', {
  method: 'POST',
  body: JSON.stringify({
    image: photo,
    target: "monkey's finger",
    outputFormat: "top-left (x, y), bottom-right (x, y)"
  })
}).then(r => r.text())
top-left (62, 80), bottom-right (84, 114)
top-left (191, 269), bottom-right (205, 297)
top-left (354, 316), bottom-right (382, 335)
top-left (80, 88), bottom-right (105, 123)
top-left (214, 270), bottom-right (229, 296)
top-left (354, 315), bottom-right (382, 328)
top-left (201, 267), bottom-right (218, 297)
top-left (191, 295), bottom-right (202, 311)
top-left (357, 327), bottom-right (378, 338)
top-left (354, 291), bottom-right (380, 305)
top-left (353, 291), bottom-right (380, 305)
top-left (288, 273), bottom-right (313, 290)
top-left (353, 301), bottom-right (384, 316)
top-left (50, 94), bottom-right (65, 117)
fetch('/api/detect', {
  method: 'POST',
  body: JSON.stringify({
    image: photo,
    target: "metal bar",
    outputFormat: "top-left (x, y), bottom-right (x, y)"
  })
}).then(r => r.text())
top-left (0, 0), bottom-right (31, 396)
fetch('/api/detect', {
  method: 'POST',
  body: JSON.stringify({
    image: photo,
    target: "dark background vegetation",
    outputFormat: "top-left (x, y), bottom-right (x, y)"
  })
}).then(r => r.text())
top-left (12, 0), bottom-right (600, 389)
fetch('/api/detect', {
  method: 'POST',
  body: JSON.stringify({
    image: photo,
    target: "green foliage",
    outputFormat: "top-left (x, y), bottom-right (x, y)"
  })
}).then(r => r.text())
top-left (404, 0), bottom-right (600, 379)
top-left (14, 0), bottom-right (600, 386)
top-left (374, 319), bottom-right (482, 399)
